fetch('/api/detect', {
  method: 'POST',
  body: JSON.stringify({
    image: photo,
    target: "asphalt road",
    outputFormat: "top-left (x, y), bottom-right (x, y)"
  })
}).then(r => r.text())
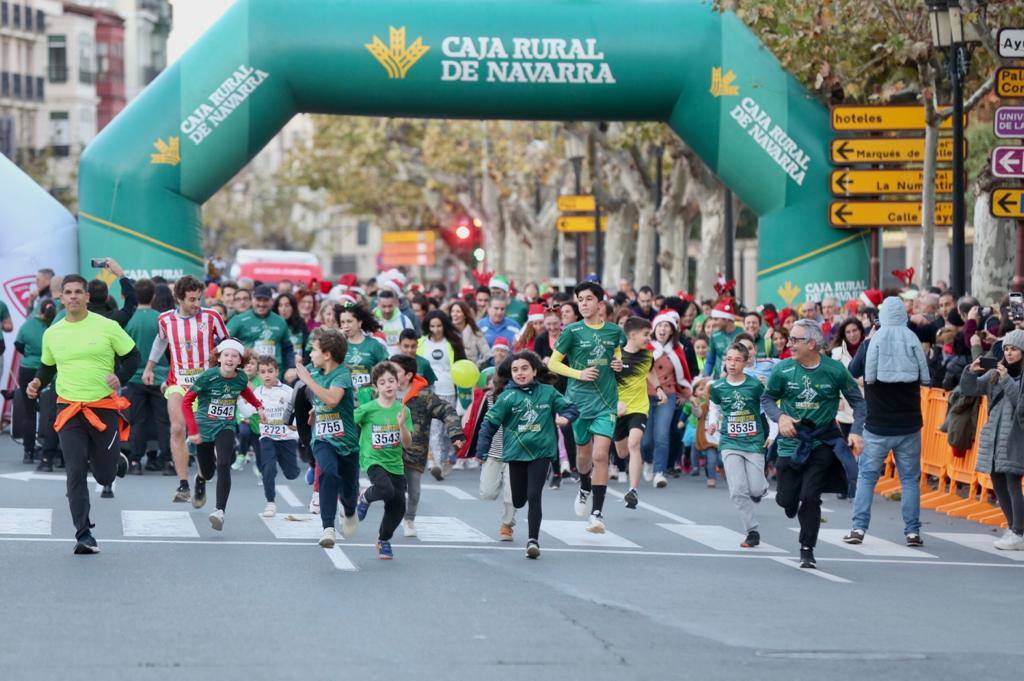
top-left (0, 435), bottom-right (1020, 681)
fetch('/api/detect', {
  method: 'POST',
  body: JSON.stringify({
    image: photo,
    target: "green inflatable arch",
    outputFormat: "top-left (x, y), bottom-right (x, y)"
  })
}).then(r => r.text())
top-left (78, 0), bottom-right (868, 305)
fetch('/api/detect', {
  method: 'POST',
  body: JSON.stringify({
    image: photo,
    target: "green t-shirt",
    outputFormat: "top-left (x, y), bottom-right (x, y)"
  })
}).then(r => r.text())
top-left (617, 347), bottom-right (652, 415)
top-left (554, 321), bottom-right (626, 419)
top-left (190, 367), bottom-right (250, 441)
top-left (0, 300), bottom-right (10, 323)
top-left (708, 327), bottom-right (742, 377)
top-left (310, 364), bottom-right (358, 455)
top-left (506, 298), bottom-right (529, 325)
top-left (416, 355), bottom-right (437, 386)
top-left (710, 374), bottom-right (765, 454)
top-left (124, 307), bottom-right (168, 385)
top-left (345, 336), bottom-right (390, 396)
top-left (15, 317), bottom-right (48, 370)
top-left (763, 356), bottom-right (859, 457)
top-left (354, 398), bottom-right (411, 475)
top-left (227, 310), bottom-right (291, 370)
top-left (41, 312), bottom-right (136, 402)
top-left (486, 382), bottom-right (573, 462)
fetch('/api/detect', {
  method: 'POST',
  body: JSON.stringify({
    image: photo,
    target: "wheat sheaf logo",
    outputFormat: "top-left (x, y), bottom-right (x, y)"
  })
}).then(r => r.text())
top-left (710, 67), bottom-right (738, 97)
top-left (150, 136), bottom-right (181, 166)
top-left (366, 26), bottom-right (430, 79)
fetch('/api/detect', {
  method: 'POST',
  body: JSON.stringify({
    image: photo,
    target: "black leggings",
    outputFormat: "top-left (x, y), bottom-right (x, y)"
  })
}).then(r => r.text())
top-left (991, 472), bottom-right (1024, 534)
top-left (509, 459), bottom-right (549, 542)
top-left (196, 429), bottom-right (236, 511)
top-left (293, 385), bottom-right (313, 462)
top-left (559, 422), bottom-right (576, 471)
top-left (365, 464), bottom-right (408, 542)
top-left (17, 366), bottom-right (39, 454)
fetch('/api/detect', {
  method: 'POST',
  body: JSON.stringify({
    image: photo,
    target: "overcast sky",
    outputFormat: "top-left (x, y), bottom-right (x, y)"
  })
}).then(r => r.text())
top-left (167, 0), bottom-right (234, 63)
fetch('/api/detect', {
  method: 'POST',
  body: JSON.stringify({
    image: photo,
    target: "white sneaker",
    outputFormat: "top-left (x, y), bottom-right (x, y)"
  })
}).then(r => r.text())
top-left (653, 472), bottom-right (668, 488)
top-left (643, 462), bottom-right (654, 482)
top-left (340, 512), bottom-right (359, 538)
top-left (231, 454), bottom-right (245, 471)
top-left (308, 492), bottom-right (320, 514)
top-left (573, 488), bottom-right (592, 517)
top-left (465, 458), bottom-right (480, 469)
top-left (318, 527), bottom-right (336, 548)
top-left (453, 459), bottom-right (466, 470)
top-left (994, 530), bottom-right (1024, 550)
top-left (403, 519), bottom-right (417, 538)
top-left (586, 512), bottom-right (606, 534)
top-left (261, 502), bottom-right (277, 518)
top-left (208, 509), bottom-right (225, 531)
top-left (561, 460), bottom-right (572, 475)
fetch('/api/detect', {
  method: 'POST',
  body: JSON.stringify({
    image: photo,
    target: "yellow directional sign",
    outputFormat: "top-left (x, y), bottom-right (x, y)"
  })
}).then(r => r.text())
top-left (557, 194), bottom-right (597, 212)
top-left (556, 216), bottom-right (609, 232)
top-left (830, 169), bottom-right (954, 196)
top-left (996, 68), bottom-right (1024, 99)
top-left (382, 230), bottom-right (437, 243)
top-left (831, 105), bottom-right (962, 131)
top-left (830, 137), bottom-right (965, 165)
top-left (829, 201), bottom-right (953, 228)
top-left (991, 189), bottom-right (1024, 218)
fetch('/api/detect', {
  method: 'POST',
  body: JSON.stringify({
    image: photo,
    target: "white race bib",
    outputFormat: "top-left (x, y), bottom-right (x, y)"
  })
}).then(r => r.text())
top-left (207, 400), bottom-right (236, 420)
top-left (178, 367), bottom-right (204, 388)
top-left (352, 371), bottom-right (371, 388)
top-left (254, 340), bottom-right (276, 357)
top-left (315, 412), bottom-right (345, 438)
top-left (260, 423), bottom-right (290, 439)
top-left (725, 413), bottom-right (758, 437)
top-left (371, 426), bottom-right (401, 449)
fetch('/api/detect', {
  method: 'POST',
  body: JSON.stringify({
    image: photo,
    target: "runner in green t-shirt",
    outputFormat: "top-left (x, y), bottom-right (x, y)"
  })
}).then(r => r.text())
top-left (295, 327), bottom-right (360, 549)
top-left (548, 282), bottom-right (625, 534)
top-left (339, 302), bottom-right (390, 405)
top-left (14, 300), bottom-right (56, 464)
top-left (709, 343), bottom-right (769, 549)
top-left (226, 285), bottom-right (294, 378)
top-left (123, 280), bottom-right (171, 473)
top-left (182, 339), bottom-right (265, 532)
top-left (354, 362), bottom-right (412, 560)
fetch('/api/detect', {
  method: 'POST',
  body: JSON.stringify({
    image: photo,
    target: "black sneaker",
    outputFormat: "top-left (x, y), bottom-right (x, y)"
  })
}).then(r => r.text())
top-left (129, 460), bottom-right (143, 476)
top-left (741, 530), bottom-right (760, 548)
top-left (36, 459), bottom-right (53, 473)
top-left (624, 488), bottom-right (639, 510)
top-left (192, 475), bottom-right (206, 509)
top-left (905, 533), bottom-right (924, 547)
top-left (549, 473), bottom-right (562, 490)
top-left (162, 462), bottom-right (176, 476)
top-left (799, 546), bottom-right (816, 569)
top-left (100, 485), bottom-right (114, 499)
top-left (526, 539), bottom-right (540, 559)
top-left (115, 453), bottom-right (129, 479)
top-left (73, 532), bottom-right (100, 555)
top-left (145, 458), bottom-right (162, 472)
top-left (842, 529), bottom-right (865, 545)
top-left (22, 451), bottom-right (34, 464)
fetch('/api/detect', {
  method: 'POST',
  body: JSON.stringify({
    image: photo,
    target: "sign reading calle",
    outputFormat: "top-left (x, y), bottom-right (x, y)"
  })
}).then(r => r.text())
top-left (830, 137), bottom-right (963, 165)
top-left (830, 105), bottom-right (960, 132)
top-left (557, 194), bottom-right (596, 212)
top-left (556, 216), bottom-right (609, 232)
top-left (829, 169), bottom-right (953, 196)
top-left (829, 201), bottom-right (952, 228)
top-left (990, 189), bottom-right (1024, 219)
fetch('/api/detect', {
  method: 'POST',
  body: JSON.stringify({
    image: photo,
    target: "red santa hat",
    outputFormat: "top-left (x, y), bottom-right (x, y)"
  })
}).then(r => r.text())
top-left (710, 297), bottom-right (740, 321)
top-left (859, 289), bottom-right (883, 309)
top-left (652, 310), bottom-right (680, 330)
top-left (460, 286), bottom-right (476, 298)
top-left (492, 336), bottom-right (511, 351)
top-left (527, 303), bottom-right (545, 323)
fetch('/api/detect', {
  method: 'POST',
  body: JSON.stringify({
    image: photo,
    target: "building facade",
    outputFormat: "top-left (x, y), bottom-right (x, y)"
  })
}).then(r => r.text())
top-left (0, 0), bottom-right (58, 161)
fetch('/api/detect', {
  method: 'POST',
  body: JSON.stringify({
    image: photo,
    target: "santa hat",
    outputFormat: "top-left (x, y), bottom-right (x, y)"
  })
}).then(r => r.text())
top-left (859, 289), bottom-right (883, 309)
top-left (710, 297), bottom-right (740, 321)
top-left (337, 273), bottom-right (359, 289)
top-left (380, 278), bottom-right (405, 296)
top-left (652, 311), bottom-right (680, 330)
top-left (489, 275), bottom-right (510, 293)
top-left (762, 307), bottom-right (778, 330)
top-left (380, 268), bottom-right (407, 286)
top-left (460, 286), bottom-right (476, 298)
top-left (492, 336), bottom-right (511, 351)
top-left (527, 303), bottom-right (545, 323)
top-left (205, 282), bottom-right (220, 300)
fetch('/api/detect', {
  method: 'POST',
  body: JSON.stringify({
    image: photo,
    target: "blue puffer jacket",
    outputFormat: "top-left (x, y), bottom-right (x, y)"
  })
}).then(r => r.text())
top-left (865, 297), bottom-right (930, 385)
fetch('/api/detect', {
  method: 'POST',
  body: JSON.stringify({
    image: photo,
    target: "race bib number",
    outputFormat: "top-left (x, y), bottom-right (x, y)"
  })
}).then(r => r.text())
top-left (178, 368), bottom-right (203, 388)
top-left (315, 412), bottom-right (344, 438)
top-left (254, 340), bottom-right (276, 357)
top-left (207, 400), bottom-right (236, 420)
top-left (726, 413), bottom-right (758, 437)
top-left (352, 371), bottom-right (371, 388)
top-left (371, 426), bottom-right (401, 449)
top-left (260, 423), bottom-right (290, 439)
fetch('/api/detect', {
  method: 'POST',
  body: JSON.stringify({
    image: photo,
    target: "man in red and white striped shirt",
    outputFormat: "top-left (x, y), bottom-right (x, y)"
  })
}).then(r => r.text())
top-left (142, 275), bottom-right (227, 502)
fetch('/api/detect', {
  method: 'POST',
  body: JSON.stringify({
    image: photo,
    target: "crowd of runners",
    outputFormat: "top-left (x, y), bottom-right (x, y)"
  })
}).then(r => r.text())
top-left (5, 262), bottom-right (1024, 564)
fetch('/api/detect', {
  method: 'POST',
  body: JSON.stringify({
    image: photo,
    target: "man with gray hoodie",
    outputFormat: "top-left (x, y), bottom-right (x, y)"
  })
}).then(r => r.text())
top-left (844, 296), bottom-right (931, 547)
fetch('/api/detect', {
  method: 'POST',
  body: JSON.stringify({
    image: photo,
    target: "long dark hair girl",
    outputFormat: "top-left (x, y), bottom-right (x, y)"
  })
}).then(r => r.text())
top-left (422, 310), bottom-right (467, 361)
top-left (338, 302), bottom-right (382, 334)
top-left (274, 293), bottom-right (305, 336)
top-left (492, 351), bottom-right (557, 397)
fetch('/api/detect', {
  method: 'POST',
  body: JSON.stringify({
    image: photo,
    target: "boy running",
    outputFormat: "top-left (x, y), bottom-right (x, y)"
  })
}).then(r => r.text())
top-left (253, 356), bottom-right (300, 518)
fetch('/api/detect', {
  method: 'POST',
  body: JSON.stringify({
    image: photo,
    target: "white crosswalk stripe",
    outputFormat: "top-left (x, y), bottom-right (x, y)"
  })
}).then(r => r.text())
top-left (541, 520), bottom-right (640, 548)
top-left (930, 532), bottom-right (1024, 562)
top-left (121, 510), bottom-right (199, 537)
top-left (261, 513), bottom-right (326, 539)
top-left (659, 524), bottom-right (787, 553)
top-left (275, 485), bottom-right (303, 509)
top-left (0, 508), bottom-right (52, 535)
top-left (802, 529), bottom-right (936, 558)
top-left (324, 547), bottom-right (358, 571)
top-left (413, 516), bottom-right (495, 543)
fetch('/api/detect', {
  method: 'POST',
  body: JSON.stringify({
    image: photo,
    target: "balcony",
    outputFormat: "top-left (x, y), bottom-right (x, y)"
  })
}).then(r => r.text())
top-left (48, 65), bottom-right (67, 83)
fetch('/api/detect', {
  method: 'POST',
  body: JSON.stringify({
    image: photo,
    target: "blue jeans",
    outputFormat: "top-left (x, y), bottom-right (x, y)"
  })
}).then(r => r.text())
top-left (258, 438), bottom-right (300, 502)
top-left (313, 441), bottom-right (360, 530)
top-left (851, 429), bottom-right (921, 535)
top-left (699, 447), bottom-right (720, 480)
top-left (641, 393), bottom-right (677, 474)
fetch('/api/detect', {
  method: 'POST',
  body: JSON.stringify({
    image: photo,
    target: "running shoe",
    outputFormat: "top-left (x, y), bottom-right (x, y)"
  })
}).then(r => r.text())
top-left (173, 483), bottom-right (191, 504)
top-left (356, 490), bottom-right (370, 521)
top-left (441, 459), bottom-right (453, 477)
top-left (624, 488), bottom-right (639, 509)
top-left (22, 451), bottom-right (34, 464)
top-left (191, 475), bottom-right (206, 509)
top-left (318, 527), bottom-right (336, 548)
top-left (129, 460), bottom-right (143, 476)
top-left (430, 465), bottom-right (443, 481)
top-left (706, 478), bottom-right (717, 488)
top-left (905, 533), bottom-right (924, 547)
top-left (73, 531), bottom-right (100, 555)
top-left (116, 453), bottom-right (129, 478)
top-left (653, 473), bottom-right (668, 489)
top-left (100, 485), bottom-right (114, 499)
top-left (994, 530), bottom-right (1024, 550)
top-left (799, 546), bottom-right (816, 569)
top-left (261, 502), bottom-right (277, 518)
top-left (741, 530), bottom-right (760, 548)
top-left (607, 464), bottom-right (619, 481)
top-left (208, 509), bottom-right (225, 531)
top-left (163, 462), bottom-right (176, 476)
top-left (560, 460), bottom-right (571, 476)
top-left (573, 488), bottom-right (592, 517)
top-left (231, 454), bottom-right (245, 471)
top-left (452, 459), bottom-right (465, 470)
top-left (305, 465), bottom-right (315, 485)
top-left (36, 459), bottom-right (53, 473)
top-left (549, 472), bottom-right (562, 490)
top-left (377, 541), bottom-right (394, 560)
top-left (642, 462), bottom-right (654, 482)
top-left (586, 511), bottom-right (606, 534)
top-left (526, 539), bottom-right (540, 559)
top-left (403, 519), bottom-right (417, 538)
top-left (340, 512), bottom-right (358, 538)
top-left (842, 529), bottom-right (865, 545)
top-left (308, 492), bottom-right (320, 514)
top-left (499, 523), bottom-right (514, 541)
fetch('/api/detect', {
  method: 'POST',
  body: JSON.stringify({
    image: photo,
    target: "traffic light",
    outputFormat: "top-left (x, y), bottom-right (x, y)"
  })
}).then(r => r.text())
top-left (441, 215), bottom-right (481, 257)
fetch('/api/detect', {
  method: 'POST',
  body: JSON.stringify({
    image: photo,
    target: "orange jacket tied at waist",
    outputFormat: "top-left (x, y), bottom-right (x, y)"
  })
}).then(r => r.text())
top-left (54, 394), bottom-right (132, 442)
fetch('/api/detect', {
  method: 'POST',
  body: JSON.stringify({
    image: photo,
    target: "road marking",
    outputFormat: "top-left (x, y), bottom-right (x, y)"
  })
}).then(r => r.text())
top-left (276, 485), bottom-right (303, 509)
top-left (414, 516), bottom-right (495, 543)
top-left (0, 507), bottom-right (52, 535)
top-left (763, 491), bottom-right (834, 513)
top-left (324, 547), bottom-right (358, 571)
top-left (261, 513), bottom-right (326, 539)
top-left (421, 484), bottom-right (476, 500)
top-left (659, 524), bottom-right (787, 553)
top-left (121, 510), bottom-right (199, 538)
top-left (541, 520), bottom-right (640, 548)
top-left (604, 487), bottom-right (695, 524)
top-left (930, 532), bottom-right (1024, 562)
top-left (770, 556), bottom-right (852, 583)
top-left (799, 529), bottom-right (936, 558)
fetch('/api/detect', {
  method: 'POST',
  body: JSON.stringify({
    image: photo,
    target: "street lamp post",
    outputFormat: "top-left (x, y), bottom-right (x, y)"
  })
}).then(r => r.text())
top-left (565, 135), bottom-right (586, 284)
top-left (927, 0), bottom-right (967, 295)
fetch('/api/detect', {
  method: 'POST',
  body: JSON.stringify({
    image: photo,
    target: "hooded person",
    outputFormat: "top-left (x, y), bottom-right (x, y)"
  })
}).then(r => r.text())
top-left (864, 297), bottom-right (930, 385)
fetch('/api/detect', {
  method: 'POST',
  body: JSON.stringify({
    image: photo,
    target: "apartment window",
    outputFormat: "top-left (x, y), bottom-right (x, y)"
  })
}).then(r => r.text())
top-left (11, 2), bottom-right (18, 29)
top-left (78, 32), bottom-right (94, 84)
top-left (35, 9), bottom-right (43, 32)
top-left (23, 3), bottom-right (30, 30)
top-left (331, 255), bottom-right (358, 275)
top-left (35, 76), bottom-right (42, 100)
top-left (48, 35), bottom-right (67, 83)
top-left (11, 73), bottom-right (20, 98)
top-left (1, 72), bottom-right (9, 97)
top-left (25, 73), bottom-right (32, 99)
top-left (356, 220), bottom-right (370, 246)
top-left (1, 3), bottom-right (8, 27)
top-left (49, 111), bottom-right (69, 157)
top-left (96, 41), bottom-right (108, 77)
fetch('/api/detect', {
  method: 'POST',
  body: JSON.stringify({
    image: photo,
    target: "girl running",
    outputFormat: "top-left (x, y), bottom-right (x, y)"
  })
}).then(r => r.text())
top-left (354, 362), bottom-right (413, 559)
top-left (338, 302), bottom-right (389, 405)
top-left (183, 338), bottom-right (265, 531)
top-left (476, 351), bottom-right (579, 559)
